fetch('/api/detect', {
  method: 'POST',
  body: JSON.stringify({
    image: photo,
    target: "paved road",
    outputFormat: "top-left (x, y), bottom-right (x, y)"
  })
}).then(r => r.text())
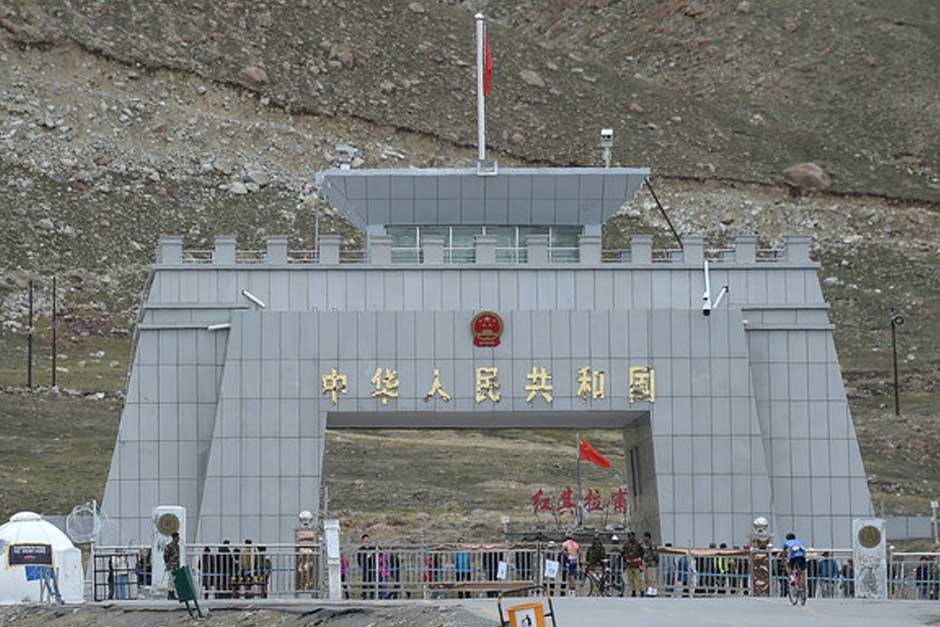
top-left (459, 597), bottom-right (940, 627)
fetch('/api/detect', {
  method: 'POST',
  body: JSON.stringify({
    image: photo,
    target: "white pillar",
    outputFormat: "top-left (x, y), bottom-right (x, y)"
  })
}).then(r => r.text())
top-left (475, 13), bottom-right (486, 162)
top-left (324, 519), bottom-right (342, 601)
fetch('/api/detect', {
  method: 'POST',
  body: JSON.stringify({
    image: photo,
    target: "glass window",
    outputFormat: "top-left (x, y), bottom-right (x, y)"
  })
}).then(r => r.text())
top-left (485, 226), bottom-right (515, 248)
top-left (517, 226), bottom-right (549, 246)
top-left (451, 226), bottom-right (483, 248)
top-left (551, 226), bottom-right (582, 248)
top-left (387, 226), bottom-right (417, 248)
top-left (418, 226), bottom-right (449, 246)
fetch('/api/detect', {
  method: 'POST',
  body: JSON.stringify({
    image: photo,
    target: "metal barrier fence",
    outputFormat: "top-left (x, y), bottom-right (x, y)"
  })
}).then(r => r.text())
top-left (890, 552), bottom-right (940, 600)
top-left (91, 546), bottom-right (151, 601)
top-left (343, 544), bottom-right (541, 600)
top-left (89, 543), bottom-right (940, 601)
top-left (185, 543), bottom-right (323, 599)
top-left (760, 549), bottom-right (856, 600)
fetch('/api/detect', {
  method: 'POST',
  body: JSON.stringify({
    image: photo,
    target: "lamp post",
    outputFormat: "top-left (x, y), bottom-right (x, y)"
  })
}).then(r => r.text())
top-left (889, 308), bottom-right (904, 417)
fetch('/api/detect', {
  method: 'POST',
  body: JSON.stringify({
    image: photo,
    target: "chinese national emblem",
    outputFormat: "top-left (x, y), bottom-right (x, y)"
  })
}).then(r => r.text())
top-left (471, 310), bottom-right (504, 347)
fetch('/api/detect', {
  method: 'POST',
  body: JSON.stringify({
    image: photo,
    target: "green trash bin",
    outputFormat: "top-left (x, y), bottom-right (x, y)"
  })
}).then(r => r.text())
top-left (172, 566), bottom-right (204, 618)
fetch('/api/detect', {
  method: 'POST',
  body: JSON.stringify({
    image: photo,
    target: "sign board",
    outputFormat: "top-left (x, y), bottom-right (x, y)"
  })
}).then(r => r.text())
top-left (25, 565), bottom-right (53, 581)
top-left (543, 559), bottom-right (559, 579)
top-left (496, 560), bottom-right (508, 581)
top-left (7, 543), bottom-right (53, 567)
top-left (507, 602), bottom-right (546, 627)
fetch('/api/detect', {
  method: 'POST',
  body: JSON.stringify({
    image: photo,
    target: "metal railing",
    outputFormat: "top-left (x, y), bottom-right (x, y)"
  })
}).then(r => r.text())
top-left (344, 544), bottom-right (541, 600)
top-left (91, 546), bottom-right (151, 601)
top-left (890, 552), bottom-right (940, 600)
top-left (186, 543), bottom-right (323, 599)
top-left (548, 247), bottom-right (579, 263)
top-left (171, 247), bottom-right (795, 266)
top-left (495, 247), bottom-right (527, 263)
top-left (86, 543), bottom-right (940, 602)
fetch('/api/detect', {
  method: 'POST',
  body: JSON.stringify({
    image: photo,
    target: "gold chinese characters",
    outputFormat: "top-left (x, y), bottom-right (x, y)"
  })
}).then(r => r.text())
top-left (628, 366), bottom-right (655, 403)
top-left (319, 365), bottom-right (654, 405)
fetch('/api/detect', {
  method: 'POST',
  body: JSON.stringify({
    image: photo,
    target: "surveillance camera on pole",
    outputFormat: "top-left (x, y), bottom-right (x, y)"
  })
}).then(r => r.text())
top-left (599, 128), bottom-right (614, 168)
top-left (701, 260), bottom-right (728, 317)
top-left (241, 289), bottom-right (267, 309)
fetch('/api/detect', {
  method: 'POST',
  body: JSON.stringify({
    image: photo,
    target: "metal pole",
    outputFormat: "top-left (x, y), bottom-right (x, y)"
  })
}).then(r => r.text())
top-left (644, 177), bottom-right (683, 250)
top-left (890, 310), bottom-right (900, 417)
top-left (52, 276), bottom-right (57, 388)
top-left (314, 196), bottom-right (320, 260)
top-left (475, 13), bottom-right (486, 162)
top-left (27, 279), bottom-right (33, 389)
top-left (576, 432), bottom-right (583, 528)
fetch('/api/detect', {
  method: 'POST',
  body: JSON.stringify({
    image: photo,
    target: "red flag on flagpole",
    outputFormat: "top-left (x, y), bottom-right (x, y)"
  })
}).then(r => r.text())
top-left (484, 27), bottom-right (493, 96)
top-left (579, 439), bottom-right (611, 469)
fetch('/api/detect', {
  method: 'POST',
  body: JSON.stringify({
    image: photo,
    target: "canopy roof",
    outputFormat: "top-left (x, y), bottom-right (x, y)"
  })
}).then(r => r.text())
top-left (315, 167), bottom-right (650, 229)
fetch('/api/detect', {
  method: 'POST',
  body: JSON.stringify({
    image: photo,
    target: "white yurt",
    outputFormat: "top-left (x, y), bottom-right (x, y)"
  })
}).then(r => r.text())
top-left (0, 511), bottom-right (83, 604)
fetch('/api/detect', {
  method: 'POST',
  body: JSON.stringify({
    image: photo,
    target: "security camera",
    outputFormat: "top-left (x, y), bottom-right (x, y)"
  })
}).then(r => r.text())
top-left (600, 128), bottom-right (614, 147)
top-left (702, 301), bottom-right (711, 317)
top-left (241, 289), bottom-right (267, 309)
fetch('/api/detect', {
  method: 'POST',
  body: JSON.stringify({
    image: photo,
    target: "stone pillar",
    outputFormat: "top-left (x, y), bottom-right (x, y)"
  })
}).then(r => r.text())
top-left (852, 518), bottom-right (887, 599)
top-left (368, 235), bottom-right (392, 265)
top-left (630, 234), bottom-right (653, 264)
top-left (265, 235), bottom-right (288, 264)
top-left (682, 234), bottom-right (704, 265)
top-left (474, 234), bottom-right (497, 264)
top-left (734, 233), bottom-right (757, 264)
top-left (318, 234), bottom-right (341, 264)
top-left (785, 234), bottom-right (812, 264)
top-left (578, 234), bottom-right (602, 264)
top-left (422, 236), bottom-right (445, 265)
top-left (324, 519), bottom-right (342, 601)
top-left (213, 235), bottom-right (237, 264)
top-left (158, 236), bottom-right (183, 264)
top-left (525, 234), bottom-right (549, 264)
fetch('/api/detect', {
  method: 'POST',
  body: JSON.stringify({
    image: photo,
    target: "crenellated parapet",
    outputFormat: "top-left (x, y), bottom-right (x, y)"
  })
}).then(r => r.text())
top-left (157, 233), bottom-right (814, 267)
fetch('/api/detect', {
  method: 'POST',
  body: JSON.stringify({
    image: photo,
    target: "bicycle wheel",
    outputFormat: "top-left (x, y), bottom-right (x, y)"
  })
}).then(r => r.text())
top-left (800, 583), bottom-right (807, 606)
top-left (788, 580), bottom-right (799, 606)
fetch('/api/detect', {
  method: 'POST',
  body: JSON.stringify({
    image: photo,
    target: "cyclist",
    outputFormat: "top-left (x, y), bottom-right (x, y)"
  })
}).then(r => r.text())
top-left (781, 532), bottom-right (807, 593)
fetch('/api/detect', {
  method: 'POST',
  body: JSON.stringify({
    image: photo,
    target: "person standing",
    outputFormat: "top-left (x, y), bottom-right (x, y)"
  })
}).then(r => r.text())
top-left (111, 549), bottom-right (129, 600)
top-left (163, 532), bottom-right (181, 600)
top-left (620, 531), bottom-right (644, 597)
top-left (357, 534), bottom-right (376, 599)
top-left (560, 534), bottom-right (580, 596)
top-left (201, 547), bottom-right (214, 599)
top-left (454, 542), bottom-right (472, 599)
top-left (217, 540), bottom-right (232, 599)
top-left (641, 532), bottom-right (659, 596)
top-left (586, 533), bottom-right (606, 575)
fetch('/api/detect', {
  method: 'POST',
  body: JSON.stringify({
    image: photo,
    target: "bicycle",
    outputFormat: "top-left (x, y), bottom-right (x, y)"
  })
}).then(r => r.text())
top-left (584, 560), bottom-right (624, 597)
top-left (788, 568), bottom-right (807, 606)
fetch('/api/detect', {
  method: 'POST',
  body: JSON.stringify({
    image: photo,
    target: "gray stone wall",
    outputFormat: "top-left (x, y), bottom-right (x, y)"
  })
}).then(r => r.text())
top-left (99, 234), bottom-right (872, 548)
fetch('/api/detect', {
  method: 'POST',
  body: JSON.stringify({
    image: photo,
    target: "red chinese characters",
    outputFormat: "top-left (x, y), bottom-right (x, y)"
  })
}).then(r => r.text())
top-left (531, 488), bottom-right (552, 514)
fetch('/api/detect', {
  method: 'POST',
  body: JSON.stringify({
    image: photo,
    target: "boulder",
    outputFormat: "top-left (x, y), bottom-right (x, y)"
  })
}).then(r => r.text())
top-left (783, 162), bottom-right (832, 191)
top-left (519, 69), bottom-right (545, 88)
top-left (240, 65), bottom-right (269, 87)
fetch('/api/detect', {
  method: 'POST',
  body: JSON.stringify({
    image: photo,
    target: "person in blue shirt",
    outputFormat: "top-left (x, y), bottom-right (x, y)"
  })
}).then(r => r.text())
top-left (781, 532), bottom-right (807, 589)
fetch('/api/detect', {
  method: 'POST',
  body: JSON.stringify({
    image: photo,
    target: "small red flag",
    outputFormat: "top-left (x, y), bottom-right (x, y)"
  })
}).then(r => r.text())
top-left (579, 439), bottom-right (611, 469)
top-left (484, 27), bottom-right (493, 96)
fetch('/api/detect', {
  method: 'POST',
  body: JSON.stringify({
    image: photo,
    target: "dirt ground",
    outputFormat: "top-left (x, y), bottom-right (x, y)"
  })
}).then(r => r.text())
top-left (0, 604), bottom-right (491, 627)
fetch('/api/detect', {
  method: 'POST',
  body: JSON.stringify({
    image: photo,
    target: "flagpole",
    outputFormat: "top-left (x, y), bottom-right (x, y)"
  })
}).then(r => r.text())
top-left (475, 12), bottom-right (486, 162)
top-left (576, 432), bottom-right (583, 528)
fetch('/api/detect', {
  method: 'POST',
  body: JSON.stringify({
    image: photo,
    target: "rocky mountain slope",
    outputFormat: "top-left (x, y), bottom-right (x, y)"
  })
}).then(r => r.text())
top-left (0, 1), bottom-right (938, 539)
